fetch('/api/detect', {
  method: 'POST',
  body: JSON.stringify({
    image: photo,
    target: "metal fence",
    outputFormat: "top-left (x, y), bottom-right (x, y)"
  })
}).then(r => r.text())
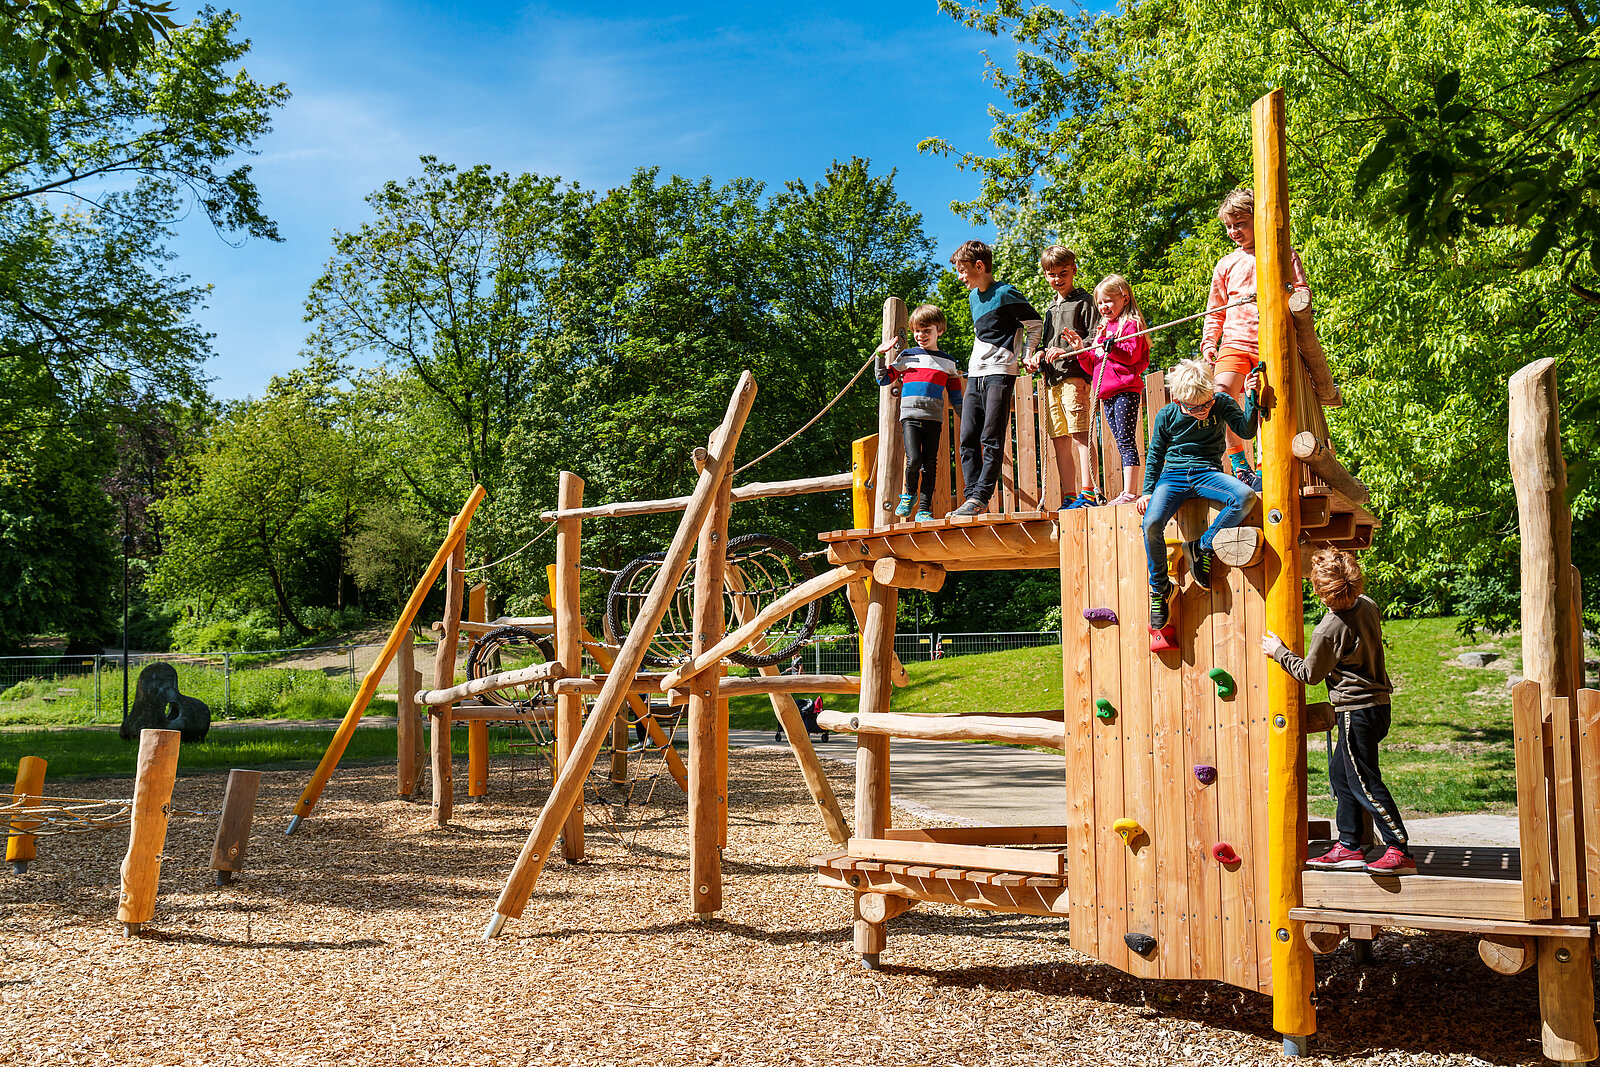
top-left (0, 630), bottom-right (1061, 721)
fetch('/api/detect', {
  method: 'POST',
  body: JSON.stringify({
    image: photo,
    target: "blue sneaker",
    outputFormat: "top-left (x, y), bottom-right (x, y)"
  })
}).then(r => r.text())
top-left (914, 509), bottom-right (935, 522)
top-left (1062, 489), bottom-right (1097, 510)
top-left (894, 493), bottom-right (913, 518)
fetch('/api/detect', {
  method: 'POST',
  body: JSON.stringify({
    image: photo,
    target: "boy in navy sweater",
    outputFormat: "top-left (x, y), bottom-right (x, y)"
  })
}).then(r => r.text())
top-left (874, 304), bottom-right (963, 521)
top-left (949, 240), bottom-right (1043, 516)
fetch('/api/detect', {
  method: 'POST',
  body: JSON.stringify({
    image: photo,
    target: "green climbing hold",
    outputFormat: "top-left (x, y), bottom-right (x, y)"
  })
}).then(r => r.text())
top-left (1208, 667), bottom-right (1236, 698)
top-left (1095, 697), bottom-right (1116, 721)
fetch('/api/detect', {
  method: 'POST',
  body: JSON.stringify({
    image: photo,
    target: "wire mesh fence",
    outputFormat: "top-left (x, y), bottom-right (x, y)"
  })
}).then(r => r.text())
top-left (0, 629), bottom-right (1059, 723)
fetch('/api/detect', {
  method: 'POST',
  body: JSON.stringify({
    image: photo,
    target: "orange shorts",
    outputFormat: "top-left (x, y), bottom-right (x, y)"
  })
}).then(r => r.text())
top-left (1213, 348), bottom-right (1256, 382)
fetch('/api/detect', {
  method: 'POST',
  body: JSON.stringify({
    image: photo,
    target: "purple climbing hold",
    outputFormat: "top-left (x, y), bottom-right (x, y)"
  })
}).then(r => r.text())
top-left (1083, 608), bottom-right (1118, 624)
top-left (1194, 764), bottom-right (1217, 785)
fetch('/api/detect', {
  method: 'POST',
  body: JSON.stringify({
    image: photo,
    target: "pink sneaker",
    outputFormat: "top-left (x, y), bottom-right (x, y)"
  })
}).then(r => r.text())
top-left (1306, 843), bottom-right (1367, 870)
top-left (1107, 491), bottom-right (1137, 506)
top-left (1364, 846), bottom-right (1416, 876)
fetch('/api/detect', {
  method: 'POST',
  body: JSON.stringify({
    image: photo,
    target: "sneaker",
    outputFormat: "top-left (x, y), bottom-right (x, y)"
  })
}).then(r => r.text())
top-left (1062, 489), bottom-right (1096, 510)
top-left (894, 493), bottom-right (913, 518)
top-left (1186, 538), bottom-right (1213, 589)
top-left (1107, 491), bottom-right (1137, 506)
top-left (1306, 843), bottom-right (1368, 870)
top-left (914, 509), bottom-right (935, 522)
top-left (952, 498), bottom-right (986, 517)
top-left (1149, 586), bottom-right (1171, 629)
top-left (1363, 846), bottom-right (1416, 876)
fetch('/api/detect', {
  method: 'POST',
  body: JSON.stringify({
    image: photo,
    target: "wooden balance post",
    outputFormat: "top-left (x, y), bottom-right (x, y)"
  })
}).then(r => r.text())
top-left (210, 768), bottom-right (263, 886)
top-left (118, 729), bottom-right (181, 936)
top-left (6, 755), bottom-right (47, 874)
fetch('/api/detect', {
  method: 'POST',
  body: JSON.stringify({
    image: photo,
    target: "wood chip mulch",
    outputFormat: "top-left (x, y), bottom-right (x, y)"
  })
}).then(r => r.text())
top-left (0, 749), bottom-right (1565, 1065)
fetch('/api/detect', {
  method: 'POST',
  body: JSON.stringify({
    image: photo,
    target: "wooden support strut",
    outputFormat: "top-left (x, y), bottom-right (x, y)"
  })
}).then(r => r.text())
top-left (688, 466), bottom-right (734, 918)
top-left (209, 768), bottom-right (262, 885)
top-left (288, 485), bottom-right (485, 831)
top-left (578, 626), bottom-right (687, 794)
top-left (430, 538), bottom-right (466, 828)
top-left (1291, 433), bottom-right (1370, 507)
top-left (816, 709), bottom-right (1064, 749)
top-left (554, 471), bottom-right (584, 856)
top-left (486, 372), bottom-right (757, 938)
top-left (536, 471), bottom-right (853, 521)
top-left (117, 729), bottom-right (180, 935)
top-left (417, 661), bottom-right (568, 706)
top-left (396, 632), bottom-right (422, 798)
top-left (667, 674), bottom-right (861, 706)
top-left (1253, 87), bottom-right (1315, 1046)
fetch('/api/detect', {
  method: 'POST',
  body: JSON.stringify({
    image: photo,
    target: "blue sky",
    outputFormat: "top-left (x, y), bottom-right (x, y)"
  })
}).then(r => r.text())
top-left (172, 1), bottom-right (1010, 401)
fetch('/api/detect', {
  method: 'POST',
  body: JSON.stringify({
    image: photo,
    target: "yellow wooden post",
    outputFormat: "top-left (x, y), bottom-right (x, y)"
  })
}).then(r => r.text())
top-left (1252, 87), bottom-right (1315, 1051)
top-left (6, 755), bottom-right (46, 873)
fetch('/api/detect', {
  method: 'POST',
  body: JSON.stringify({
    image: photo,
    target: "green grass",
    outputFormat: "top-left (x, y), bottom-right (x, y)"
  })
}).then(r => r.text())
top-left (0, 720), bottom-right (525, 781)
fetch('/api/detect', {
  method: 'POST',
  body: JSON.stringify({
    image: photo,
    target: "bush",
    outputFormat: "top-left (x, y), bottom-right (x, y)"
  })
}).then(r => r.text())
top-left (1, 679), bottom-right (42, 702)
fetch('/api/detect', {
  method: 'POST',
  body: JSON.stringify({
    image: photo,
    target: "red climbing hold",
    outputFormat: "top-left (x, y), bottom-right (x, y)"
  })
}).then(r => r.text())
top-left (1211, 842), bottom-right (1240, 865)
top-left (1149, 624), bottom-right (1178, 652)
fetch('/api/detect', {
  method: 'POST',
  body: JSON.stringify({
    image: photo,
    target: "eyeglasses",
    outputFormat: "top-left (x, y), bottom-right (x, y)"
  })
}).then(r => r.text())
top-left (1179, 399), bottom-right (1214, 414)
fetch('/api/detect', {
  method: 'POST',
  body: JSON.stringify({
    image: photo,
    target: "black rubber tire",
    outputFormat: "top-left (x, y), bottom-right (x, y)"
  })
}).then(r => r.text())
top-left (722, 533), bottom-right (819, 667)
top-left (465, 626), bottom-right (554, 706)
top-left (774, 730), bottom-right (784, 742)
top-left (604, 551), bottom-right (682, 669)
top-left (819, 731), bottom-right (829, 743)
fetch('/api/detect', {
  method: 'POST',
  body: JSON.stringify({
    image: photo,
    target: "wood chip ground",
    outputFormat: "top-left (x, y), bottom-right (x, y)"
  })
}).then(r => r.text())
top-left (0, 749), bottom-right (1567, 1065)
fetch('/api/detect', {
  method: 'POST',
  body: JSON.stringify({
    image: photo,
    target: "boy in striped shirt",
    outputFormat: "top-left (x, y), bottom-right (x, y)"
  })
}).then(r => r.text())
top-left (874, 304), bottom-right (963, 521)
top-left (949, 240), bottom-right (1043, 516)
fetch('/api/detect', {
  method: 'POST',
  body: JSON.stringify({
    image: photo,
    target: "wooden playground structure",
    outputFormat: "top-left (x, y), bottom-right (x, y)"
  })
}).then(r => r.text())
top-left (277, 90), bottom-right (1600, 1063)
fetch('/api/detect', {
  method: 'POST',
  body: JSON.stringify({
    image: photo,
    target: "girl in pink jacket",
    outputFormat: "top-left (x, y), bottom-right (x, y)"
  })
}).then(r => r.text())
top-left (1078, 274), bottom-right (1151, 505)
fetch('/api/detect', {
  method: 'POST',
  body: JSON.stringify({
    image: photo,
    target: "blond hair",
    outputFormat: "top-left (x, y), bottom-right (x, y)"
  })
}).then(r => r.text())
top-left (908, 304), bottom-right (947, 330)
top-left (1165, 358), bottom-right (1214, 405)
top-left (1310, 547), bottom-right (1364, 611)
top-left (1093, 274), bottom-right (1146, 329)
top-left (1218, 188), bottom-right (1254, 220)
top-left (1039, 245), bottom-right (1076, 269)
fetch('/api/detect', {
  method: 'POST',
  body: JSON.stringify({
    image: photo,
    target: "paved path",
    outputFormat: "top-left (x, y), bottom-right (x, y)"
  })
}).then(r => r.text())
top-left (729, 730), bottom-right (1518, 848)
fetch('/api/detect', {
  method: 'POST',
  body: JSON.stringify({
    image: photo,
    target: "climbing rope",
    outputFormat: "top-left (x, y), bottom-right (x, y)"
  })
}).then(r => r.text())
top-left (1059, 294), bottom-right (1258, 362)
top-left (461, 523), bottom-right (555, 575)
top-left (2, 794), bottom-right (219, 837)
top-left (735, 352), bottom-right (877, 476)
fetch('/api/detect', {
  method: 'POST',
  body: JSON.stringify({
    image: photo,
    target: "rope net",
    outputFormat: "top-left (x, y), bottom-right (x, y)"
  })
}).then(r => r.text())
top-left (2, 793), bottom-right (220, 837)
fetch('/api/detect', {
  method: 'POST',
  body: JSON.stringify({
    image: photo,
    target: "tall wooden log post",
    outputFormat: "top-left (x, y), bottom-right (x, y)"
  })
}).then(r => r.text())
top-left (486, 373), bottom-right (757, 938)
top-left (117, 729), bottom-right (180, 936)
top-left (209, 768), bottom-right (263, 885)
top-left (690, 467), bottom-right (734, 918)
top-left (872, 298), bottom-right (908, 528)
top-left (466, 582), bottom-right (490, 801)
top-left (1252, 88), bottom-right (1315, 1053)
top-left (1508, 358), bottom-right (1597, 1064)
top-left (554, 472), bottom-right (585, 859)
top-left (6, 755), bottom-right (46, 874)
top-left (430, 535), bottom-right (466, 828)
top-left (854, 578), bottom-right (898, 968)
top-left (396, 632), bottom-right (422, 798)
top-left (288, 486), bottom-right (484, 831)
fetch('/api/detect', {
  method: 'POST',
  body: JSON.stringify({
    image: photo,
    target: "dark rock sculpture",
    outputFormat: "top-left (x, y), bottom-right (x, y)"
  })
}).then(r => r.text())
top-left (119, 662), bottom-right (211, 743)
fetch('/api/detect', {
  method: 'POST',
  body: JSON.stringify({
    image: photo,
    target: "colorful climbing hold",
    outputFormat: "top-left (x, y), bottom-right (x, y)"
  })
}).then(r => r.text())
top-left (1083, 607), bottom-right (1117, 624)
top-left (1209, 667), bottom-right (1236, 698)
top-left (1112, 818), bottom-right (1145, 845)
top-left (1211, 841), bottom-right (1241, 865)
top-left (1124, 932), bottom-right (1157, 956)
top-left (1193, 764), bottom-right (1217, 786)
top-left (1149, 624), bottom-right (1178, 653)
top-left (1095, 697), bottom-right (1116, 721)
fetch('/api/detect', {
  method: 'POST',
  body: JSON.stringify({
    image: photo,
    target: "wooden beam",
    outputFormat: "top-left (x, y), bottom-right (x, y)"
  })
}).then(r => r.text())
top-left (1288, 905), bottom-right (1591, 938)
top-left (843, 579), bottom-right (909, 687)
top-left (1292, 432), bottom-right (1370, 506)
top-left (882, 825), bottom-right (1070, 846)
top-left (536, 471), bottom-right (853, 522)
top-left (550, 673), bottom-right (670, 696)
top-left (689, 468), bottom-right (733, 918)
top-left (417, 660), bottom-right (568, 706)
top-left (1253, 86), bottom-right (1314, 1043)
top-left (578, 626), bottom-right (686, 794)
top-left (1537, 935), bottom-right (1598, 1063)
top-left (870, 558), bottom-right (946, 592)
top-left (1510, 358), bottom-right (1577, 701)
top-left (1479, 934), bottom-right (1536, 975)
top-left (1211, 525), bottom-right (1263, 567)
top-left (815, 865), bottom-right (1070, 918)
top-left (857, 892), bottom-right (914, 924)
top-left (816, 708), bottom-right (1065, 749)
top-left (658, 562), bottom-right (870, 690)
top-left (1300, 871), bottom-right (1526, 921)
top-left (1289, 302), bottom-right (1342, 406)
top-left (848, 837), bottom-right (1064, 877)
top-left (395, 634), bottom-right (421, 798)
top-left (854, 577), bottom-right (897, 962)
top-left (488, 372), bottom-right (757, 937)
top-left (289, 486), bottom-right (485, 830)
top-left (553, 471), bottom-right (584, 857)
top-left (873, 298), bottom-right (909, 527)
top-left (1512, 679), bottom-right (1554, 919)
top-left (667, 674), bottom-right (861, 706)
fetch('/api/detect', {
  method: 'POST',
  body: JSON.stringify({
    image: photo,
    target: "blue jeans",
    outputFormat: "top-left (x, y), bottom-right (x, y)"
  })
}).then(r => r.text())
top-left (1142, 466), bottom-right (1257, 591)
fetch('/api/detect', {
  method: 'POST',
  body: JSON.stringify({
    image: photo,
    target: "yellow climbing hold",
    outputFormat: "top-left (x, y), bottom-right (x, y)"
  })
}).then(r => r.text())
top-left (1112, 818), bottom-right (1145, 845)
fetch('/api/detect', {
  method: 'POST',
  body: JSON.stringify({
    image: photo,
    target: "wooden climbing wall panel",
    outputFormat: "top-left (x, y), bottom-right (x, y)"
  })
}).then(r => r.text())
top-left (1060, 503), bottom-right (1273, 994)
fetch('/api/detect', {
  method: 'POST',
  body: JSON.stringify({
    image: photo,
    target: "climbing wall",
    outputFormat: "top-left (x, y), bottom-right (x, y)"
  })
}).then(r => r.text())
top-left (1059, 501), bottom-right (1274, 994)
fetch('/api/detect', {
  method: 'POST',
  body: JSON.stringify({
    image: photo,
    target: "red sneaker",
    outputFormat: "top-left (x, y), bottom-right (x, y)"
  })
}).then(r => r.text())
top-left (1364, 846), bottom-right (1416, 876)
top-left (1306, 843), bottom-right (1367, 870)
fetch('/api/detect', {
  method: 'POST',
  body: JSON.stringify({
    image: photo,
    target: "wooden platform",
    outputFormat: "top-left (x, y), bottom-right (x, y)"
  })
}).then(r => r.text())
top-left (1301, 845), bottom-right (1527, 921)
top-left (814, 849), bottom-right (1070, 917)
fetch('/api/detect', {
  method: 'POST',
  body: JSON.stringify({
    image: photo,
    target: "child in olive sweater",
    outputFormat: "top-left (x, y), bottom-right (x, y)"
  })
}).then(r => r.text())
top-left (1263, 548), bottom-right (1412, 876)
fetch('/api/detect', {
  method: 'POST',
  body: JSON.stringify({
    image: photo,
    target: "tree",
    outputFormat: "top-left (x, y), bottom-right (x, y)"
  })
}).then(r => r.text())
top-left (2, 0), bottom-right (179, 95)
top-left (926, 0), bottom-right (1600, 621)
